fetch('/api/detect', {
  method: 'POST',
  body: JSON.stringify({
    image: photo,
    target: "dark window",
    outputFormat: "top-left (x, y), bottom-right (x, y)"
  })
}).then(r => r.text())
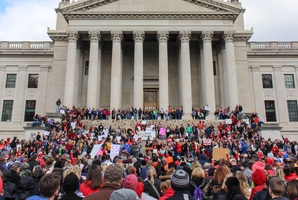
top-left (287, 100), bottom-right (298, 122)
top-left (28, 74), bottom-right (39, 88)
top-left (284, 74), bottom-right (295, 88)
top-left (24, 100), bottom-right (36, 121)
top-left (144, 91), bottom-right (157, 102)
top-left (1, 100), bottom-right (13, 122)
top-left (5, 74), bottom-right (17, 88)
top-left (265, 101), bottom-right (277, 122)
top-left (213, 61), bottom-right (216, 76)
top-left (262, 74), bottom-right (273, 88)
top-left (85, 61), bottom-right (89, 75)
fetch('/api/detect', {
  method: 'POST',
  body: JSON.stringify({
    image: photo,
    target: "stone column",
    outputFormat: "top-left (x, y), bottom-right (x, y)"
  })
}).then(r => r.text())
top-left (133, 31), bottom-right (145, 110)
top-left (64, 31), bottom-right (79, 108)
top-left (179, 30), bottom-right (192, 119)
top-left (87, 31), bottom-right (101, 109)
top-left (223, 31), bottom-right (239, 109)
top-left (0, 66), bottom-right (5, 116)
top-left (157, 31), bottom-right (169, 111)
top-left (201, 31), bottom-right (216, 118)
top-left (13, 66), bottom-right (27, 123)
top-left (110, 31), bottom-right (123, 110)
top-left (273, 66), bottom-right (287, 123)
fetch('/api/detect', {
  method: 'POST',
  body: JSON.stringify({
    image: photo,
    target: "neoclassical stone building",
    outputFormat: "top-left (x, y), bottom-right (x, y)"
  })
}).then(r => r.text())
top-left (0, 0), bottom-right (297, 139)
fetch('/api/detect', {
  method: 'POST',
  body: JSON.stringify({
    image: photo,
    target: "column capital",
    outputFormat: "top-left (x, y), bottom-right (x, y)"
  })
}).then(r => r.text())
top-left (157, 31), bottom-right (169, 43)
top-left (223, 31), bottom-right (235, 43)
top-left (88, 31), bottom-right (101, 43)
top-left (179, 30), bottom-right (191, 43)
top-left (201, 31), bottom-right (213, 43)
top-left (133, 30), bottom-right (145, 43)
top-left (111, 30), bottom-right (123, 43)
top-left (67, 31), bottom-right (79, 43)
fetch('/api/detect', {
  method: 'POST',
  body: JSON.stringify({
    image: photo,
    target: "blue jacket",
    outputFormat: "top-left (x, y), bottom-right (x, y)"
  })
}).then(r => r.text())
top-left (26, 195), bottom-right (48, 200)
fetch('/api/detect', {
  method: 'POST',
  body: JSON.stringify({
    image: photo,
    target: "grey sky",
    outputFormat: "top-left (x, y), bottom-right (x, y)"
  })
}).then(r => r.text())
top-left (0, 0), bottom-right (297, 41)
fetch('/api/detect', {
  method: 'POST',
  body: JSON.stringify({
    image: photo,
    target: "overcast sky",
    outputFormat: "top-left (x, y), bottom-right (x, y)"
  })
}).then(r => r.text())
top-left (0, 0), bottom-right (297, 42)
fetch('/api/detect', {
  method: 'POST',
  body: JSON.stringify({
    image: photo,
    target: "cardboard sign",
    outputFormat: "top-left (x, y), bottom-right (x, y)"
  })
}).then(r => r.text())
top-left (226, 119), bottom-right (232, 125)
top-left (203, 139), bottom-right (212, 146)
top-left (110, 144), bottom-right (121, 160)
top-left (90, 144), bottom-right (102, 159)
top-left (213, 148), bottom-right (229, 161)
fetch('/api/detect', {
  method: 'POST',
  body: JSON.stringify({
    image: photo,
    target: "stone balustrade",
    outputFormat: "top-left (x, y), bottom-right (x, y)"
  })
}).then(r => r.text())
top-left (0, 41), bottom-right (53, 49)
top-left (249, 42), bottom-right (298, 50)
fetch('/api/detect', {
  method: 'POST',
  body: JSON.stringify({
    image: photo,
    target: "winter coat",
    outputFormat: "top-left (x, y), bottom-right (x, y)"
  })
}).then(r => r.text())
top-left (166, 191), bottom-right (195, 200)
top-left (243, 167), bottom-right (253, 186)
top-left (12, 176), bottom-right (35, 200)
top-left (199, 154), bottom-right (208, 167)
top-left (285, 173), bottom-right (298, 181)
top-left (80, 180), bottom-right (100, 196)
top-left (143, 178), bottom-right (162, 199)
top-left (252, 188), bottom-right (272, 200)
top-left (250, 169), bottom-right (267, 200)
top-left (60, 192), bottom-right (83, 200)
top-left (84, 182), bottom-right (121, 200)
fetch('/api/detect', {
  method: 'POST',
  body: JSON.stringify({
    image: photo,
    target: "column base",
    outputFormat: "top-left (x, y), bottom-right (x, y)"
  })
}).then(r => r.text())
top-left (205, 113), bottom-right (215, 120)
top-left (182, 113), bottom-right (192, 120)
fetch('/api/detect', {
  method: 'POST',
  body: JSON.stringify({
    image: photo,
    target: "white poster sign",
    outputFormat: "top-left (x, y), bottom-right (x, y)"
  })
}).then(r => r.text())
top-left (203, 139), bottom-right (212, 146)
top-left (116, 136), bottom-right (121, 143)
top-left (110, 144), bottom-right (121, 161)
top-left (140, 131), bottom-right (156, 140)
top-left (90, 144), bottom-right (102, 159)
top-left (226, 119), bottom-right (232, 125)
top-left (142, 120), bottom-right (146, 125)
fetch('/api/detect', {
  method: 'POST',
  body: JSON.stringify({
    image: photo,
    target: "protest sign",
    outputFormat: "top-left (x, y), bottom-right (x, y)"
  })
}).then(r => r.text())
top-left (226, 119), bottom-right (232, 124)
top-left (213, 148), bottom-right (229, 161)
top-left (59, 109), bottom-right (65, 115)
top-left (110, 144), bottom-right (121, 160)
top-left (203, 139), bottom-right (212, 146)
top-left (90, 144), bottom-right (102, 159)
top-left (159, 128), bottom-right (166, 136)
top-left (133, 134), bottom-right (139, 141)
top-left (116, 136), bottom-right (121, 143)
top-left (140, 131), bottom-right (156, 140)
top-left (98, 135), bottom-right (105, 141)
top-left (142, 120), bottom-right (146, 125)
top-left (153, 149), bottom-right (158, 154)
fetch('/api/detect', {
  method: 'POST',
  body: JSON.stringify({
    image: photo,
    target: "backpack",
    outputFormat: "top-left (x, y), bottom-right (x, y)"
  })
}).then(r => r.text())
top-left (190, 181), bottom-right (205, 200)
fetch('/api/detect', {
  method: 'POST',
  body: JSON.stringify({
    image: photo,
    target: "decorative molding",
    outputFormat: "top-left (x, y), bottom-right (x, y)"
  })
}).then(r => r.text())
top-left (110, 31), bottom-right (123, 43)
top-left (133, 31), bottom-right (145, 43)
top-left (88, 31), bottom-right (101, 43)
top-left (157, 31), bottom-right (169, 43)
top-left (4, 90), bottom-right (15, 98)
top-left (286, 90), bottom-right (296, 98)
top-left (263, 90), bottom-right (274, 98)
top-left (67, 31), bottom-right (79, 42)
top-left (179, 30), bottom-right (191, 43)
top-left (223, 31), bottom-right (234, 43)
top-left (26, 90), bottom-right (38, 98)
top-left (201, 31), bottom-right (213, 43)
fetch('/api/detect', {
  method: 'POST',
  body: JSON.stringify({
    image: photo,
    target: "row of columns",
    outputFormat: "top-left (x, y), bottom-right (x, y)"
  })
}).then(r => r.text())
top-left (64, 30), bottom-right (239, 119)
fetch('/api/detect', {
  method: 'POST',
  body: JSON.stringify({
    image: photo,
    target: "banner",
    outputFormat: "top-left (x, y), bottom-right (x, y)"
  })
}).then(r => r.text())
top-left (110, 144), bottom-right (121, 160)
top-left (203, 139), bottom-right (212, 146)
top-left (159, 128), bottom-right (166, 136)
top-left (90, 144), bottom-right (102, 159)
top-left (140, 131), bottom-right (156, 140)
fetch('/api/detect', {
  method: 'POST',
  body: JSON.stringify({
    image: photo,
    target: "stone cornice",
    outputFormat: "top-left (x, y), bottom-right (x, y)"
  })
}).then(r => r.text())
top-left (62, 12), bottom-right (239, 21)
top-left (58, 0), bottom-right (242, 13)
top-left (47, 30), bottom-right (68, 41)
top-left (233, 32), bottom-right (253, 42)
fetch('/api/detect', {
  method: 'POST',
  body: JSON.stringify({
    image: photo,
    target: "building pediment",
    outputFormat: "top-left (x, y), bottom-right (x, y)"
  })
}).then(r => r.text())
top-left (58, 0), bottom-right (243, 21)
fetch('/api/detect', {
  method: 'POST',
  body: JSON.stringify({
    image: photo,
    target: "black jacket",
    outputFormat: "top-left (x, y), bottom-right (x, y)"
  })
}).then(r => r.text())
top-left (60, 193), bottom-right (83, 200)
top-left (143, 178), bottom-right (162, 199)
top-left (12, 176), bottom-right (35, 200)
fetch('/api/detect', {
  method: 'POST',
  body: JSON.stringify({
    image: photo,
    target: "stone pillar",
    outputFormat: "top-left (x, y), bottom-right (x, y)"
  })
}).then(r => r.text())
top-left (133, 31), bottom-right (145, 110)
top-left (223, 31), bottom-right (239, 109)
top-left (0, 66), bottom-right (5, 116)
top-left (273, 66), bottom-right (287, 124)
top-left (110, 31), bottom-right (123, 110)
top-left (179, 30), bottom-right (192, 119)
top-left (87, 31), bottom-right (101, 109)
top-left (64, 31), bottom-right (79, 108)
top-left (13, 66), bottom-right (27, 123)
top-left (217, 49), bottom-right (225, 108)
top-left (201, 31), bottom-right (216, 118)
top-left (221, 47), bottom-right (229, 108)
top-left (157, 31), bottom-right (169, 111)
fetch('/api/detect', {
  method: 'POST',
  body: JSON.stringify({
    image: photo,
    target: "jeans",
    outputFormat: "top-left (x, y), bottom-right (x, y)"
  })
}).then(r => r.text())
top-left (160, 135), bottom-right (164, 140)
top-left (166, 116), bottom-right (169, 121)
top-left (134, 113), bottom-right (137, 120)
top-left (56, 105), bottom-right (60, 113)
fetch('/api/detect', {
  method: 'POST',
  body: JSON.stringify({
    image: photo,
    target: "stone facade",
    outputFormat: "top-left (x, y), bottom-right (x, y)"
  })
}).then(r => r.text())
top-left (0, 0), bottom-right (297, 139)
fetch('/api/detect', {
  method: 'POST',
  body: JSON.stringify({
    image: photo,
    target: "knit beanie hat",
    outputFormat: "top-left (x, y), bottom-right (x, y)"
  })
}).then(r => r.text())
top-left (171, 169), bottom-right (189, 191)
top-left (123, 174), bottom-right (138, 192)
top-left (63, 173), bottom-right (79, 193)
top-left (110, 188), bottom-right (139, 200)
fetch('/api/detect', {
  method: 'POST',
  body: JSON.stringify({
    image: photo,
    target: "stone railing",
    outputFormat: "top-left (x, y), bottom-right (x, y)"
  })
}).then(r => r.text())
top-left (249, 42), bottom-right (298, 50)
top-left (0, 41), bottom-right (53, 50)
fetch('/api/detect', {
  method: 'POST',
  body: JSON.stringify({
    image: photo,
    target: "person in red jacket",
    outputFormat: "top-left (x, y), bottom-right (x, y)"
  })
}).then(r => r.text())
top-left (80, 165), bottom-right (102, 196)
top-left (250, 169), bottom-right (267, 200)
top-left (159, 180), bottom-right (174, 200)
top-left (284, 164), bottom-right (298, 181)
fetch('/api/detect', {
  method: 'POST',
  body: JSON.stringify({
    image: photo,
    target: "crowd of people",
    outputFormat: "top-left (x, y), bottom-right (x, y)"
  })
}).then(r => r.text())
top-left (0, 102), bottom-right (297, 200)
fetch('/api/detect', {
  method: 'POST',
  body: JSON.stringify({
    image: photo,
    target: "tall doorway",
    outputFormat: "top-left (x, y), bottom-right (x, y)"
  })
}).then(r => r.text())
top-left (144, 89), bottom-right (159, 110)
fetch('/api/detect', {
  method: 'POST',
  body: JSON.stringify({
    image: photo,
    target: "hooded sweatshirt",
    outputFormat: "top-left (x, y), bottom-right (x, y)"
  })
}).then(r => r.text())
top-left (249, 169), bottom-right (266, 200)
top-left (199, 154), bottom-right (208, 167)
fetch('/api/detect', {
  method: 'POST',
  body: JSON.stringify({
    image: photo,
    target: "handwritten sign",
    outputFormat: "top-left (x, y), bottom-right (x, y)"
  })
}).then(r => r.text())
top-left (159, 128), bottom-right (166, 136)
top-left (110, 144), bottom-right (121, 160)
top-left (203, 139), bottom-right (212, 146)
top-left (90, 144), bottom-right (102, 159)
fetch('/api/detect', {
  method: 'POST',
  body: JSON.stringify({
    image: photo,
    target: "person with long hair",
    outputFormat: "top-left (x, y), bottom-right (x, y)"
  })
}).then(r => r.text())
top-left (287, 179), bottom-right (298, 200)
top-left (80, 165), bottom-right (102, 196)
top-left (143, 166), bottom-right (162, 199)
top-left (236, 171), bottom-right (251, 199)
top-left (225, 177), bottom-right (246, 200)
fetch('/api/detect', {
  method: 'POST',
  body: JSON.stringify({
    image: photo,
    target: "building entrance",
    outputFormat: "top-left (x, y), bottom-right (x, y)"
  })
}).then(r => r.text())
top-left (144, 89), bottom-right (159, 110)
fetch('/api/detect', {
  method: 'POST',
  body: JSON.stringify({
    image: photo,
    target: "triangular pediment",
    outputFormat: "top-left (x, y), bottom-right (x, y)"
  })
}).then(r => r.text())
top-left (60, 0), bottom-right (242, 14)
